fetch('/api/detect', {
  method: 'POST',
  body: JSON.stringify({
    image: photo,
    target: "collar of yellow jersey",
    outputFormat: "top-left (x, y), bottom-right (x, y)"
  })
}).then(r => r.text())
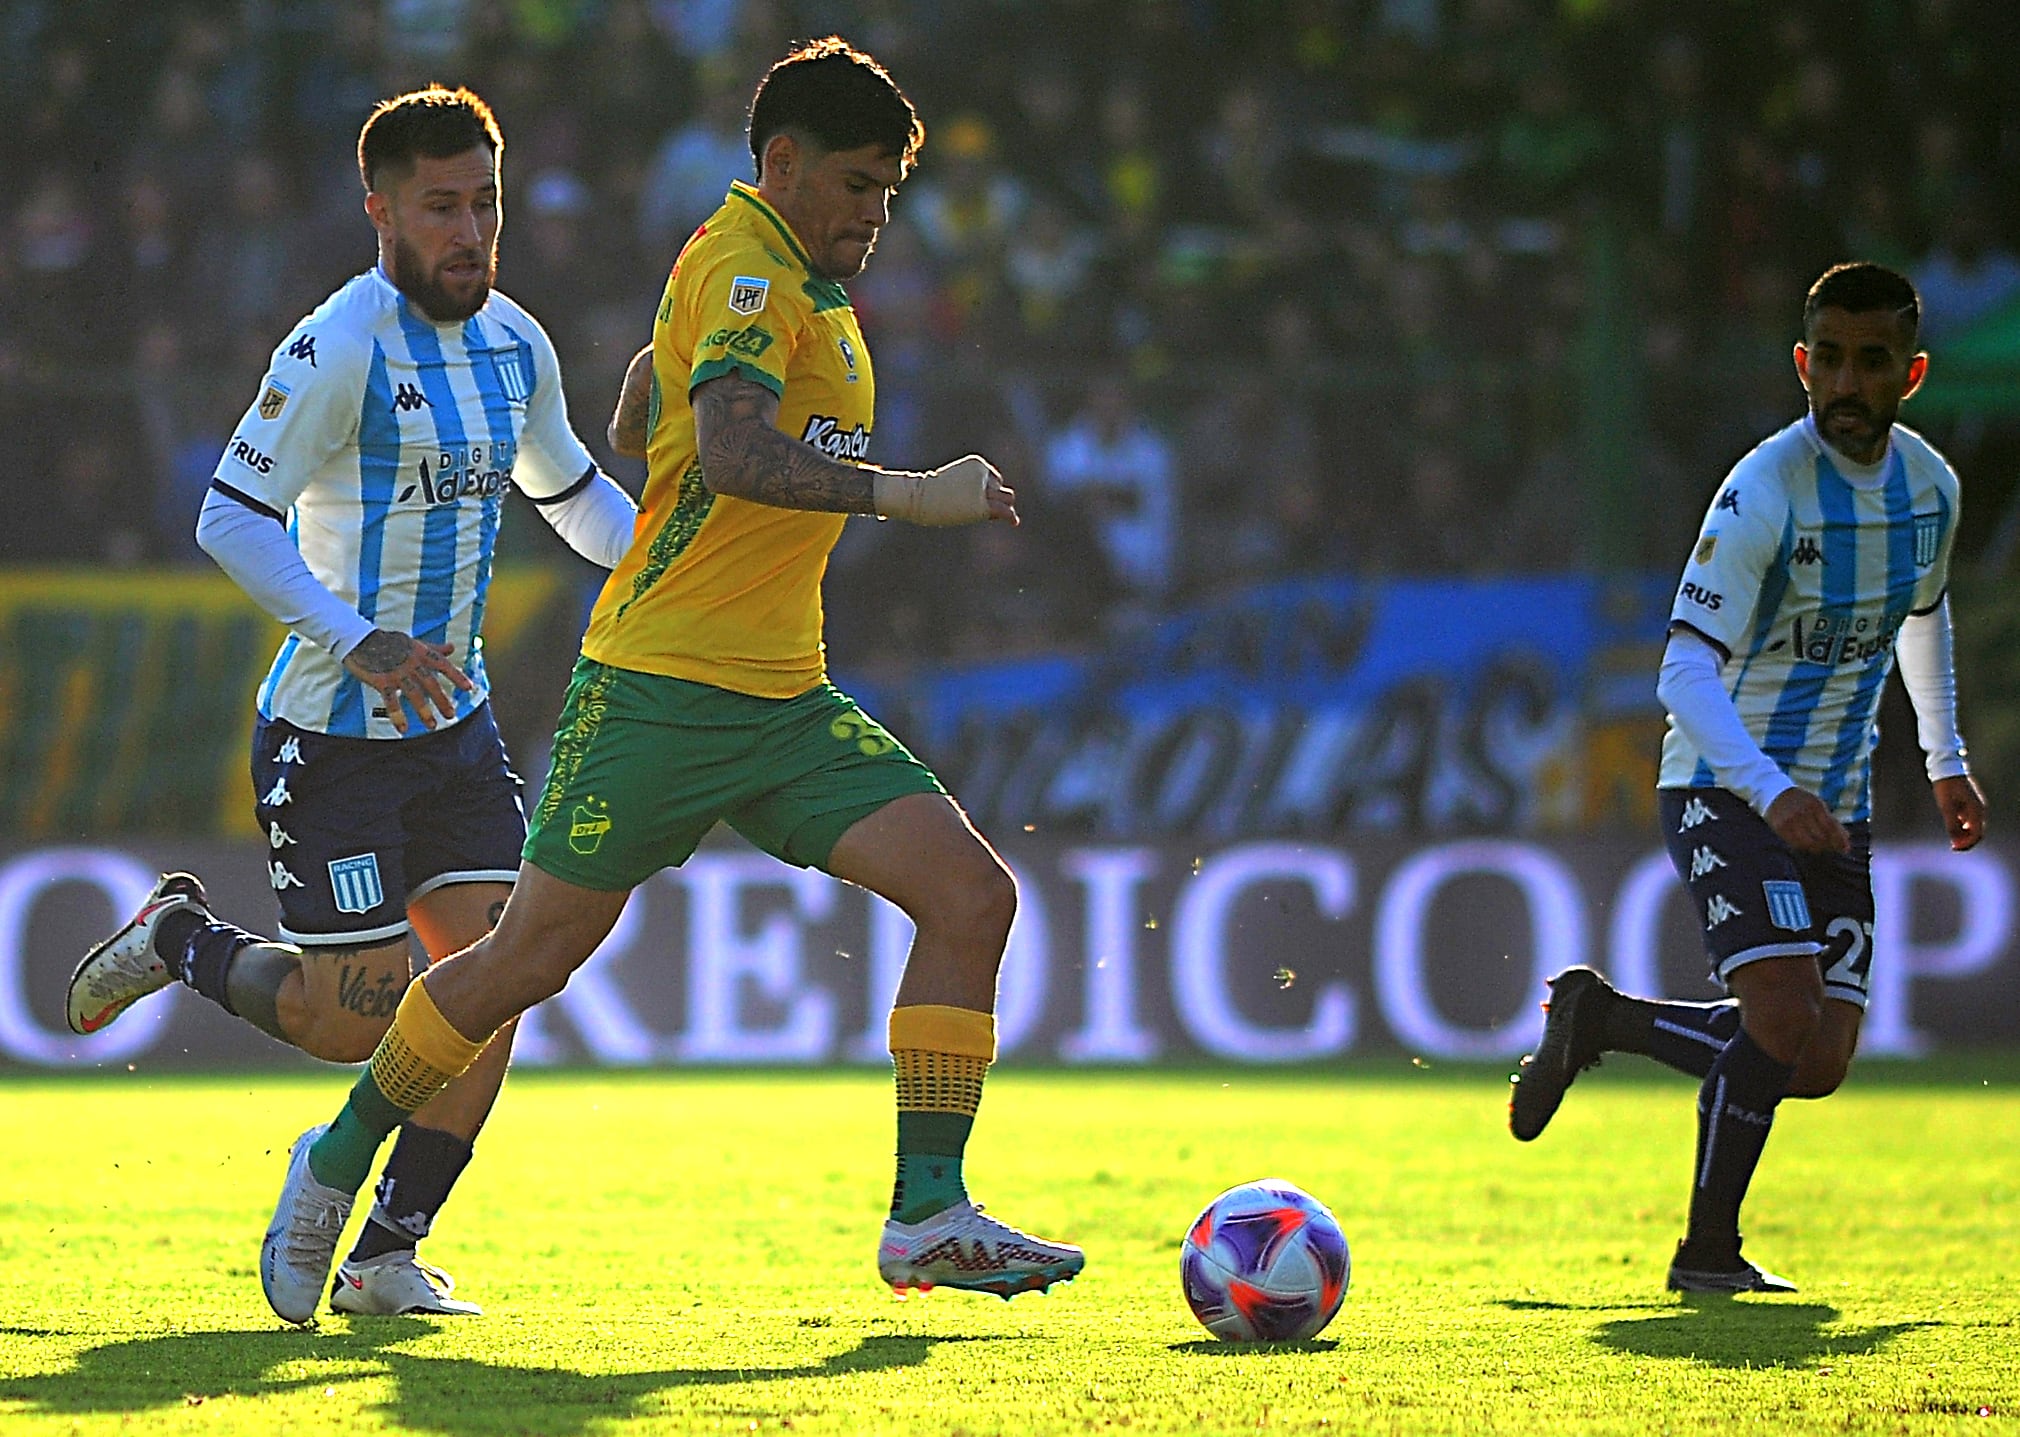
top-left (727, 182), bottom-right (813, 273)
top-left (725, 181), bottom-right (851, 313)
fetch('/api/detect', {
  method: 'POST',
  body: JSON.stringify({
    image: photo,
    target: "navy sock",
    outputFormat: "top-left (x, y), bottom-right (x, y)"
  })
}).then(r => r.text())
top-left (1605, 995), bottom-right (1741, 1079)
top-left (160, 915), bottom-right (263, 1018)
top-left (348, 1124), bottom-right (474, 1264)
top-left (153, 909), bottom-right (205, 978)
top-left (1683, 1028), bottom-right (1793, 1261)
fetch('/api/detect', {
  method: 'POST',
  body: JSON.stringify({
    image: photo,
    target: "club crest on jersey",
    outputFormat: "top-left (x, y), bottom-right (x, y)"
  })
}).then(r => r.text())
top-left (259, 381), bottom-right (291, 421)
top-left (1694, 534), bottom-right (1716, 564)
top-left (488, 343), bottom-right (533, 404)
top-left (728, 275), bottom-right (770, 315)
top-left (1762, 880), bottom-right (1811, 931)
top-left (328, 853), bottom-right (385, 914)
top-left (1914, 511), bottom-right (1942, 568)
top-left (838, 335), bottom-right (858, 380)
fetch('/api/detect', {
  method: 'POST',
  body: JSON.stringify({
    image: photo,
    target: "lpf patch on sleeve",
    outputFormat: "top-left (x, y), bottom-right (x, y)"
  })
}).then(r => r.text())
top-left (259, 381), bottom-right (291, 420)
top-left (728, 276), bottom-right (770, 315)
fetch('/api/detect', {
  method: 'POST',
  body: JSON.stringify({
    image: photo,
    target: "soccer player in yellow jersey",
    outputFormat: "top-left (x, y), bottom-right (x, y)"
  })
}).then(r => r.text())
top-left (257, 37), bottom-right (1084, 1322)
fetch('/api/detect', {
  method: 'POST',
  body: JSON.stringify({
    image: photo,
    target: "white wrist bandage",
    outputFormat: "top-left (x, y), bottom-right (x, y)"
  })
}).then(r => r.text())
top-left (873, 456), bottom-right (994, 526)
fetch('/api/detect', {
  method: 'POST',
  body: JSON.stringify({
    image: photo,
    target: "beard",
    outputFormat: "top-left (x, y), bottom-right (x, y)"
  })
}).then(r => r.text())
top-left (1815, 396), bottom-right (1893, 459)
top-left (388, 232), bottom-right (496, 322)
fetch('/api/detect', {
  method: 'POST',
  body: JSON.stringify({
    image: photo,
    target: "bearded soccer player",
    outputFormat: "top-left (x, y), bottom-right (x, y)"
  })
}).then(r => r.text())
top-left (66, 88), bottom-right (637, 1319)
top-left (256, 38), bottom-right (1083, 1323)
top-left (1507, 263), bottom-right (1986, 1292)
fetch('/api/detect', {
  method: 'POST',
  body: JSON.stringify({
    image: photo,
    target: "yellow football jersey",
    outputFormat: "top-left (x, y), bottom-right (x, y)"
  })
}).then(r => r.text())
top-left (581, 181), bottom-right (875, 697)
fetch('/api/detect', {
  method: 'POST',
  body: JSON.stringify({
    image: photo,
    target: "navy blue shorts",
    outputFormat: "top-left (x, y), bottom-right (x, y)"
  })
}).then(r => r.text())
top-left (251, 703), bottom-right (525, 947)
top-left (1658, 787), bottom-right (1875, 1008)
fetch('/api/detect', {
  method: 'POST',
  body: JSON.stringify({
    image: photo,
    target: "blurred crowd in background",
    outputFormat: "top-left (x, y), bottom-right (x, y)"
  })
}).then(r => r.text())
top-left (5, 0), bottom-right (2020, 670)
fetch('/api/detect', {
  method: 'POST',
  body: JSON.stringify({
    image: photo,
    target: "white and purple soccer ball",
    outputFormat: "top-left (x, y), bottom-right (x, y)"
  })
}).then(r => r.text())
top-left (1180, 1178), bottom-right (1350, 1342)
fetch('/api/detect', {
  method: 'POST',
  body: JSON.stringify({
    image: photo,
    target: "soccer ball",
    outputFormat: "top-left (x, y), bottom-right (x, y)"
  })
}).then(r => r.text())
top-left (1180, 1178), bottom-right (1350, 1342)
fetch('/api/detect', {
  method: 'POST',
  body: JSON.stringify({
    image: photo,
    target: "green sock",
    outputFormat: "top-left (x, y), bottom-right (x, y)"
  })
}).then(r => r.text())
top-left (891, 1111), bottom-right (973, 1224)
top-left (307, 1068), bottom-right (407, 1193)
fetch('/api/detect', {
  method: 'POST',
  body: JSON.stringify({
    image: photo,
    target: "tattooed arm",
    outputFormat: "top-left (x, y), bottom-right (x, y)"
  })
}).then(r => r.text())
top-left (608, 345), bottom-right (652, 459)
top-left (692, 371), bottom-right (878, 512)
top-left (691, 372), bottom-right (1018, 525)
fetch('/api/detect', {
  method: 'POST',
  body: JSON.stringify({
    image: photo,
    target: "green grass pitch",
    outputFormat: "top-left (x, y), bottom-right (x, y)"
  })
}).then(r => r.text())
top-left (2, 1062), bottom-right (2017, 1435)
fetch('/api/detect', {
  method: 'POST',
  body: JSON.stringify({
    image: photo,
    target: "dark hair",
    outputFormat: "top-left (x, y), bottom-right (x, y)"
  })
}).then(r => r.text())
top-left (358, 86), bottom-right (503, 192)
top-left (1804, 262), bottom-right (1921, 344)
top-left (748, 37), bottom-right (924, 180)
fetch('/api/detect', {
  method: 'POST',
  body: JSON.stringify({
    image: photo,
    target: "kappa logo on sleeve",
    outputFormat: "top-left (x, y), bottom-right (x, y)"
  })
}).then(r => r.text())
top-left (727, 275), bottom-right (770, 315)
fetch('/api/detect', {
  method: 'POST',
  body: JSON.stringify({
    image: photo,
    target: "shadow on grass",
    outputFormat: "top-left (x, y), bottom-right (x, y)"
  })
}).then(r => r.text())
top-left (1592, 1299), bottom-right (1937, 1370)
top-left (1496, 1299), bottom-right (1674, 1313)
top-left (1, 1321), bottom-right (1022, 1435)
top-left (1168, 1338), bottom-right (1341, 1355)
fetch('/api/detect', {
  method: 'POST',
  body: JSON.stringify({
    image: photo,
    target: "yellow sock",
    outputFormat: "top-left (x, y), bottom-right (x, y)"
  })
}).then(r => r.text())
top-left (888, 1004), bottom-right (994, 1222)
top-left (369, 978), bottom-right (486, 1112)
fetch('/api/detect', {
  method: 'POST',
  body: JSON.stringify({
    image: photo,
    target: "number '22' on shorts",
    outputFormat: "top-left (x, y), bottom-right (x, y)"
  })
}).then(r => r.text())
top-left (1659, 785), bottom-right (1875, 1009)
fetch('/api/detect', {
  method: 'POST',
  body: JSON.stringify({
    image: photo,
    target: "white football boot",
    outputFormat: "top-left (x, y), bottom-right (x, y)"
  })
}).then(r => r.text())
top-left (331, 1251), bottom-right (482, 1316)
top-left (878, 1200), bottom-right (1085, 1298)
top-left (65, 872), bottom-right (208, 1034)
top-left (261, 1124), bottom-right (354, 1324)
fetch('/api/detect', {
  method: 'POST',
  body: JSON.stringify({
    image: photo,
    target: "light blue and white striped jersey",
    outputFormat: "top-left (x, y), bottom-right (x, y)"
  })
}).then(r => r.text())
top-left (1660, 414), bottom-right (1959, 821)
top-left (215, 267), bottom-right (595, 739)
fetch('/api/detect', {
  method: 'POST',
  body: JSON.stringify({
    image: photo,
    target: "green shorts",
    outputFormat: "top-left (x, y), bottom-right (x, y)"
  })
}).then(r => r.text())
top-left (523, 658), bottom-right (947, 890)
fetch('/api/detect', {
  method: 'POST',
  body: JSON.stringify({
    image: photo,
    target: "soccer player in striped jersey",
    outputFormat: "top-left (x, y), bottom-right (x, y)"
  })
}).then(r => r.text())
top-left (258, 37), bottom-right (1083, 1325)
top-left (1508, 263), bottom-right (1987, 1292)
top-left (66, 88), bottom-right (638, 1319)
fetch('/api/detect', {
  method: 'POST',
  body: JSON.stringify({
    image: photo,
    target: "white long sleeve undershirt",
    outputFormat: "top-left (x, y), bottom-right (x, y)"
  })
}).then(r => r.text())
top-left (521, 469), bottom-right (638, 570)
top-left (196, 487), bottom-right (376, 661)
top-left (1896, 595), bottom-right (1970, 782)
top-left (1656, 627), bottom-right (1795, 818)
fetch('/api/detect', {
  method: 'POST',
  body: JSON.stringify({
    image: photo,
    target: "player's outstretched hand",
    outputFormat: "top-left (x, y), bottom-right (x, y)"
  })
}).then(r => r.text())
top-left (1932, 773), bottom-right (1987, 852)
top-left (1765, 787), bottom-right (1851, 855)
top-left (342, 628), bottom-right (474, 734)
